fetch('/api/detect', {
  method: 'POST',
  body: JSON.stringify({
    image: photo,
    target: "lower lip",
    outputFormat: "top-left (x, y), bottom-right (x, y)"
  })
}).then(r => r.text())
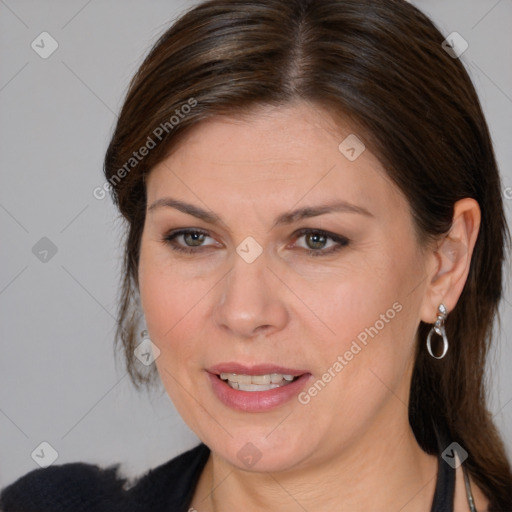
top-left (207, 372), bottom-right (312, 412)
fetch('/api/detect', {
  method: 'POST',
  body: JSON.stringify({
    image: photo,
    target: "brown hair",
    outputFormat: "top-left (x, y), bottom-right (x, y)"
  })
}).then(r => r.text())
top-left (103, 0), bottom-right (512, 507)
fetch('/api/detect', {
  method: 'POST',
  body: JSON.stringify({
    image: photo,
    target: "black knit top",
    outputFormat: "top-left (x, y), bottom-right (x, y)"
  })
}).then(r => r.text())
top-left (0, 438), bottom-right (455, 512)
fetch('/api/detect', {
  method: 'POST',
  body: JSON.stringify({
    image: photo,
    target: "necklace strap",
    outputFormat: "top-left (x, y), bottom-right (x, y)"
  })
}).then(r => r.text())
top-left (431, 424), bottom-right (456, 512)
top-left (430, 422), bottom-right (479, 511)
top-left (461, 461), bottom-right (478, 512)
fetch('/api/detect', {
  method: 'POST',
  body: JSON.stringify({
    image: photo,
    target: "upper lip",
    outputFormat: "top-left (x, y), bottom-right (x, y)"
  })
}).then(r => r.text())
top-left (207, 363), bottom-right (309, 377)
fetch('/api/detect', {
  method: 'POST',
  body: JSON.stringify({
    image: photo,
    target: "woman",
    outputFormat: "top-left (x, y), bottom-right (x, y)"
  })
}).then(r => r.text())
top-left (1, 0), bottom-right (511, 510)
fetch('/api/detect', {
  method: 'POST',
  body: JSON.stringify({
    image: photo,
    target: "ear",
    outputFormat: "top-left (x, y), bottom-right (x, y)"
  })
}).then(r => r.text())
top-left (419, 198), bottom-right (481, 324)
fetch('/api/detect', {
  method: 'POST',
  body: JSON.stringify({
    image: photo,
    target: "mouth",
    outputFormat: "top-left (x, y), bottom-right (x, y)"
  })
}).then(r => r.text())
top-left (206, 363), bottom-right (311, 411)
top-left (217, 372), bottom-right (299, 391)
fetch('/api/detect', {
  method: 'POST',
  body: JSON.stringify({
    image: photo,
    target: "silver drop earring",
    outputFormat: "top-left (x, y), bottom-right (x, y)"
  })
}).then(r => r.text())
top-left (426, 303), bottom-right (449, 359)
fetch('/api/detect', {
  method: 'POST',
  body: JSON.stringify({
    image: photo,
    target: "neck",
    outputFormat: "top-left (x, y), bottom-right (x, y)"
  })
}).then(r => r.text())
top-left (193, 417), bottom-right (438, 512)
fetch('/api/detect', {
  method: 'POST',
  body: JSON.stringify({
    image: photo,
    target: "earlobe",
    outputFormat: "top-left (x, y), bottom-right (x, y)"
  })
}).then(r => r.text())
top-left (419, 198), bottom-right (481, 324)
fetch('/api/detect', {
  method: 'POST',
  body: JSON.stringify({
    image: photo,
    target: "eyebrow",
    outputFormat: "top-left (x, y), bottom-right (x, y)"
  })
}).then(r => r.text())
top-left (148, 197), bottom-right (373, 227)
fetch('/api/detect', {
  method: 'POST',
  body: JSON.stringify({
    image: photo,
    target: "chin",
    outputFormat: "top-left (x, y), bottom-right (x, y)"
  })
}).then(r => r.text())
top-left (206, 429), bottom-right (318, 473)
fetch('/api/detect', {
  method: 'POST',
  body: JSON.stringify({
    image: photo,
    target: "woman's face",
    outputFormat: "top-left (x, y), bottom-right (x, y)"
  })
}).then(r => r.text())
top-left (138, 102), bottom-right (434, 472)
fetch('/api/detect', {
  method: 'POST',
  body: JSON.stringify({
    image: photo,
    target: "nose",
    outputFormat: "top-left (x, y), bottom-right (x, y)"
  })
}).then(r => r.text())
top-left (213, 252), bottom-right (289, 339)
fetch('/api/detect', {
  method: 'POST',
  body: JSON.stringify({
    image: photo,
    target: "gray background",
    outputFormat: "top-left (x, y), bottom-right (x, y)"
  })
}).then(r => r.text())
top-left (0, 0), bottom-right (511, 487)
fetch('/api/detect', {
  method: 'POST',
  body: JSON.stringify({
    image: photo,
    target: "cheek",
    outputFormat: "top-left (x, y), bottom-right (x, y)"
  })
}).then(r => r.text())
top-left (139, 241), bottom-right (182, 349)
top-left (306, 247), bottom-right (419, 380)
top-left (140, 276), bottom-right (197, 350)
top-left (138, 260), bottom-right (205, 414)
top-left (295, 273), bottom-right (418, 435)
top-left (138, 241), bottom-right (214, 372)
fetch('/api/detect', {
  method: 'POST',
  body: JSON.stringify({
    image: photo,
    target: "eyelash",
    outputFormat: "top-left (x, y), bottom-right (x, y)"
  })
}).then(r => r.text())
top-left (162, 228), bottom-right (349, 257)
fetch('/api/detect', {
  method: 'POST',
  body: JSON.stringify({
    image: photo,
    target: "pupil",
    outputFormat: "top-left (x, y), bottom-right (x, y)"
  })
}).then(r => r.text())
top-left (185, 232), bottom-right (205, 246)
top-left (307, 233), bottom-right (326, 250)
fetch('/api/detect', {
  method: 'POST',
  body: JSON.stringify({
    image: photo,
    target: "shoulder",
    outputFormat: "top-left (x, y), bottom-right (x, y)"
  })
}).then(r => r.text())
top-left (0, 461), bottom-right (127, 511)
top-left (128, 442), bottom-right (210, 509)
top-left (0, 443), bottom-right (210, 512)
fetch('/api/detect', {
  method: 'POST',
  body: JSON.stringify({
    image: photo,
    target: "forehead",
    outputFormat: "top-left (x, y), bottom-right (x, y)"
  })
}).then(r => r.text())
top-left (146, 103), bottom-right (407, 219)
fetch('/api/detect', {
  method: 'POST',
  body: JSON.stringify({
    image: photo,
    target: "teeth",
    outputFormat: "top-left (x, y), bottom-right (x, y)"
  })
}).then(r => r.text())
top-left (237, 383), bottom-right (282, 391)
top-left (226, 374), bottom-right (252, 384)
top-left (251, 374), bottom-right (271, 384)
top-left (271, 373), bottom-right (283, 383)
top-left (219, 372), bottom-right (298, 391)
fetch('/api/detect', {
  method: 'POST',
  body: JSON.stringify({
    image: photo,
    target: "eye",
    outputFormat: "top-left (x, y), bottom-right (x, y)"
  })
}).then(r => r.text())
top-left (292, 228), bottom-right (349, 257)
top-left (163, 229), bottom-right (219, 254)
top-left (163, 228), bottom-right (349, 257)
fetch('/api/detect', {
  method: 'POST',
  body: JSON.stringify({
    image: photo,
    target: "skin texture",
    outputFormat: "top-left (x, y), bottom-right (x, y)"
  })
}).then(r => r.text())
top-left (138, 102), bottom-right (486, 511)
